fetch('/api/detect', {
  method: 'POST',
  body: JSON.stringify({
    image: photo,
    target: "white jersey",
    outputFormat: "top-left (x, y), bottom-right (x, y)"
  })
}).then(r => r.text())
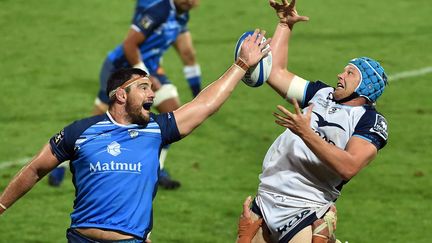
top-left (258, 80), bottom-right (388, 206)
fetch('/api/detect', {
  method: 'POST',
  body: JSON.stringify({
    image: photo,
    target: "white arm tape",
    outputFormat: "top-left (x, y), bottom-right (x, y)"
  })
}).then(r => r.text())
top-left (286, 75), bottom-right (308, 103)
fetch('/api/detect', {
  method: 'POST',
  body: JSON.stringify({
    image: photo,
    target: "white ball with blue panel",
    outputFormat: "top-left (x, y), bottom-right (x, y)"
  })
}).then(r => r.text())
top-left (234, 31), bottom-right (272, 87)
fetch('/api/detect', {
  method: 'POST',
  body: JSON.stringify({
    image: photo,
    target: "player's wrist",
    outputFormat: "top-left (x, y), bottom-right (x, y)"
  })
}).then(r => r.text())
top-left (234, 58), bottom-right (250, 72)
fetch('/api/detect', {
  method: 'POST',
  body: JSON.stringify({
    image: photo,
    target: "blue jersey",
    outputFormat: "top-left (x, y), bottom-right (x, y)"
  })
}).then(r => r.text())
top-left (108, 0), bottom-right (189, 74)
top-left (49, 112), bottom-right (181, 239)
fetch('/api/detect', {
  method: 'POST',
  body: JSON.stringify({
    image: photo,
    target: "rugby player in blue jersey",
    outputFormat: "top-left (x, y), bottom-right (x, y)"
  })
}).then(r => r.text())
top-left (237, 1), bottom-right (389, 243)
top-left (0, 30), bottom-right (271, 242)
top-left (49, 0), bottom-right (202, 189)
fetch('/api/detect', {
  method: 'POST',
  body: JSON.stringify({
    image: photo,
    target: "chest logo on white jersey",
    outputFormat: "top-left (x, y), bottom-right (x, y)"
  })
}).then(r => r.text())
top-left (107, 141), bottom-right (121, 156)
top-left (313, 112), bottom-right (345, 131)
top-left (328, 107), bottom-right (341, 114)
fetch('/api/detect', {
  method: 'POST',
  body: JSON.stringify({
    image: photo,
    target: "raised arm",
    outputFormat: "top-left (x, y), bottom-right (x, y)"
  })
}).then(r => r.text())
top-left (0, 144), bottom-right (60, 215)
top-left (267, 0), bottom-right (309, 101)
top-left (173, 30), bottom-right (271, 137)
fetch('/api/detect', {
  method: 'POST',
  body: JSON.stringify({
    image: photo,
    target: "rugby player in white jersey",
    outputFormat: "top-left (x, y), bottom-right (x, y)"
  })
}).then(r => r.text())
top-left (237, 1), bottom-right (389, 243)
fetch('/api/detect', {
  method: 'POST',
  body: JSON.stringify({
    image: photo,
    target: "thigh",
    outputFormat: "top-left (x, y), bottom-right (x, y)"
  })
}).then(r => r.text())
top-left (288, 226), bottom-right (312, 243)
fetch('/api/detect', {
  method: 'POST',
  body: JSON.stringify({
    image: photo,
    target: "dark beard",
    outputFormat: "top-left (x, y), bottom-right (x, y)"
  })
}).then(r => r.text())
top-left (125, 99), bottom-right (149, 126)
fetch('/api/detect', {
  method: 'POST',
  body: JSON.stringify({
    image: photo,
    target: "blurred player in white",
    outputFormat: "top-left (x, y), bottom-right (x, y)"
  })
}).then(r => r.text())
top-left (239, 0), bottom-right (389, 242)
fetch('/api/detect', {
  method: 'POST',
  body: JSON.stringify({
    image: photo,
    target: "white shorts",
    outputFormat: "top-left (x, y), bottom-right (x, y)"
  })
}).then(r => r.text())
top-left (254, 190), bottom-right (333, 242)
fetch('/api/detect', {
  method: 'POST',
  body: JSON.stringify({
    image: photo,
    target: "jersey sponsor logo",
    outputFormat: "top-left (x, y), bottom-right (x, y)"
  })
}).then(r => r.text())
top-left (107, 141), bottom-right (121, 156)
top-left (313, 128), bottom-right (336, 145)
top-left (128, 129), bottom-right (139, 138)
top-left (140, 15), bottom-right (154, 29)
top-left (89, 161), bottom-right (142, 174)
top-left (276, 209), bottom-right (311, 234)
top-left (317, 97), bottom-right (331, 108)
top-left (53, 129), bottom-right (65, 145)
top-left (313, 112), bottom-right (346, 131)
top-left (371, 114), bottom-right (388, 140)
top-left (328, 107), bottom-right (341, 114)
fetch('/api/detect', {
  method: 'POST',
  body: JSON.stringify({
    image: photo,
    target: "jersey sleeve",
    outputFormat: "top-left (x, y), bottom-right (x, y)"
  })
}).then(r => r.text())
top-left (176, 12), bottom-right (190, 33)
top-left (353, 110), bottom-right (388, 150)
top-left (132, 1), bottom-right (171, 37)
top-left (49, 115), bottom-right (106, 162)
top-left (49, 123), bottom-right (80, 162)
top-left (153, 112), bottom-right (181, 145)
top-left (302, 81), bottom-right (331, 108)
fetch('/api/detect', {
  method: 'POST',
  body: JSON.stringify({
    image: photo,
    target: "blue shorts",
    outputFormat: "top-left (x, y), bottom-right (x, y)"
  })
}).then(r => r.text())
top-left (97, 57), bottom-right (171, 104)
top-left (66, 228), bottom-right (143, 243)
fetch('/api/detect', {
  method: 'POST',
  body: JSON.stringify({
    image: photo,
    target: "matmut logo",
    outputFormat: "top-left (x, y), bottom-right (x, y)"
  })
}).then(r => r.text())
top-left (107, 141), bottom-right (121, 156)
top-left (90, 161), bottom-right (142, 174)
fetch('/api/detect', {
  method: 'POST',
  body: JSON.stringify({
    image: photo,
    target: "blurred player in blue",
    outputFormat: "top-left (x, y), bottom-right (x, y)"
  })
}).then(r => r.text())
top-left (0, 30), bottom-right (271, 242)
top-left (49, 0), bottom-right (202, 189)
top-left (238, 1), bottom-right (389, 243)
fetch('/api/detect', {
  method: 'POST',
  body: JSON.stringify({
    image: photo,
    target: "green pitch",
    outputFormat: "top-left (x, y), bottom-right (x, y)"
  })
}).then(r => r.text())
top-left (1, 0), bottom-right (432, 242)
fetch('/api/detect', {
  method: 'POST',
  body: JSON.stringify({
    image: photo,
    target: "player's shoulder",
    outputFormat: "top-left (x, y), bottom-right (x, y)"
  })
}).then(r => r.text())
top-left (307, 80), bottom-right (333, 99)
top-left (356, 106), bottom-right (388, 141)
top-left (137, 0), bottom-right (172, 12)
top-left (65, 114), bottom-right (109, 133)
top-left (176, 11), bottom-right (190, 25)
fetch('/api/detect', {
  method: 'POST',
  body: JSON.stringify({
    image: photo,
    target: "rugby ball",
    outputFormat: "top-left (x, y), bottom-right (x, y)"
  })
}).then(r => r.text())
top-left (234, 31), bottom-right (272, 87)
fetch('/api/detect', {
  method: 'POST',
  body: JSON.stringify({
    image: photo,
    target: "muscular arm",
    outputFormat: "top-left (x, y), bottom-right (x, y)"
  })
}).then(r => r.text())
top-left (173, 64), bottom-right (246, 136)
top-left (173, 30), bottom-right (271, 137)
top-left (123, 28), bottom-right (146, 66)
top-left (300, 128), bottom-right (377, 180)
top-left (267, 0), bottom-right (309, 101)
top-left (173, 31), bottom-right (197, 66)
top-left (0, 144), bottom-right (60, 214)
top-left (267, 23), bottom-right (298, 99)
top-left (274, 102), bottom-right (377, 180)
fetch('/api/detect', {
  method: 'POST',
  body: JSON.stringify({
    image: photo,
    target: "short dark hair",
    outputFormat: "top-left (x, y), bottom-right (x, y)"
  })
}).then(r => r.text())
top-left (106, 68), bottom-right (148, 104)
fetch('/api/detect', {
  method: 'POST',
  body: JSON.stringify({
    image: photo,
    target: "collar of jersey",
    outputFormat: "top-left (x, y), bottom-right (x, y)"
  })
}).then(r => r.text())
top-left (106, 111), bottom-right (140, 128)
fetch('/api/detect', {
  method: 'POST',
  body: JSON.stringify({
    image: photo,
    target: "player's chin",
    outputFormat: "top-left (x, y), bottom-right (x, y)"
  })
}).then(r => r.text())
top-left (332, 91), bottom-right (344, 101)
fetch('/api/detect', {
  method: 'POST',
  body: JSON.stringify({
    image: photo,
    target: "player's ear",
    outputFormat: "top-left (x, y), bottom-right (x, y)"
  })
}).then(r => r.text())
top-left (115, 88), bottom-right (127, 103)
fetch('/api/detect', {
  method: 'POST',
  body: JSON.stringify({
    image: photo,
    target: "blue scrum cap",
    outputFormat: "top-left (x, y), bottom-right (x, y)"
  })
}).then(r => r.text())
top-left (349, 57), bottom-right (388, 103)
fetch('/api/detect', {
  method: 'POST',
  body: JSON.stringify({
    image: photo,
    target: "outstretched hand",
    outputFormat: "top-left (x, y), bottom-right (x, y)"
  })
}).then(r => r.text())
top-left (273, 98), bottom-right (314, 136)
top-left (269, 0), bottom-right (309, 29)
top-left (238, 29), bottom-right (271, 68)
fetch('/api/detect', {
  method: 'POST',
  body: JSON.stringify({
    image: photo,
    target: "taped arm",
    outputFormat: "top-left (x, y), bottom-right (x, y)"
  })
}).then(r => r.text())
top-left (0, 143), bottom-right (60, 214)
top-left (267, 21), bottom-right (308, 104)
